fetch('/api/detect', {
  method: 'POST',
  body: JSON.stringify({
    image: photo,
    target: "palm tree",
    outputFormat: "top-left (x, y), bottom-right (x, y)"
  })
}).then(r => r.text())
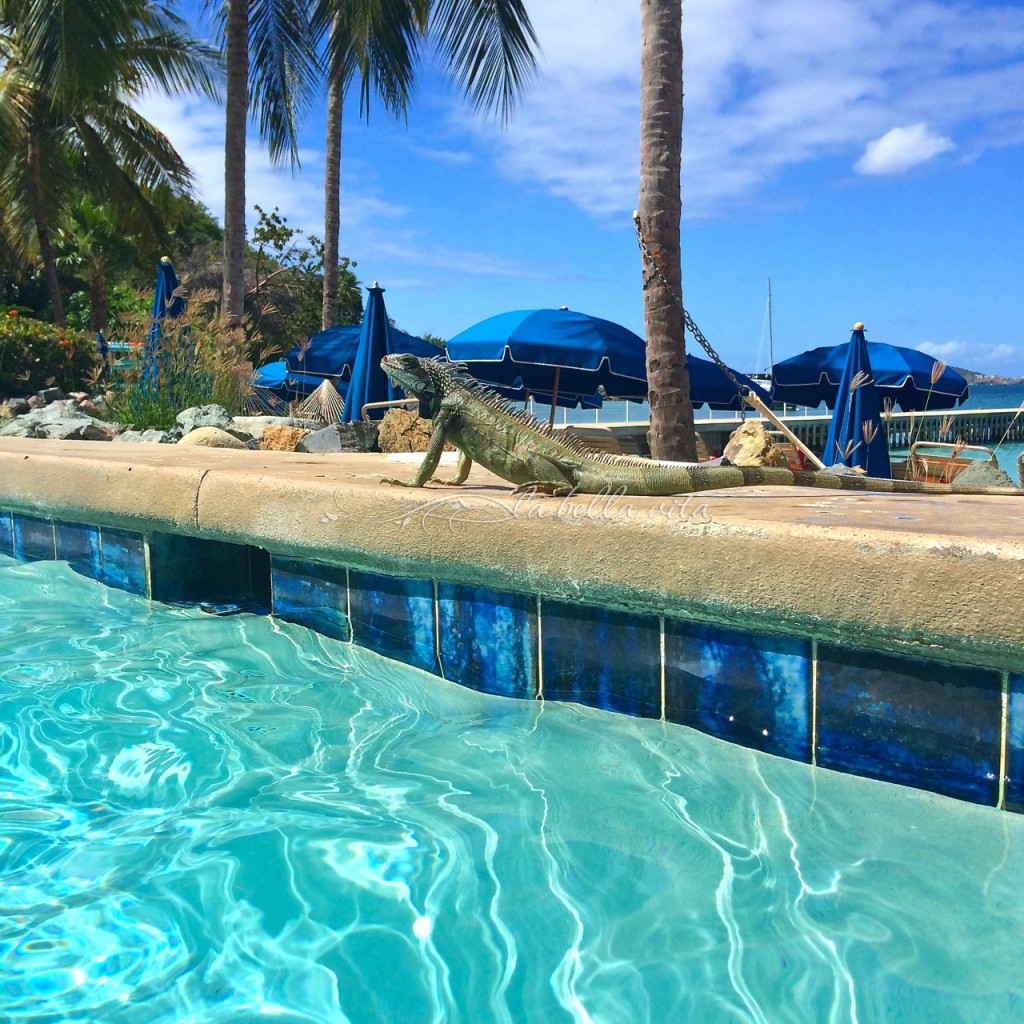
top-left (215, 0), bottom-right (319, 326)
top-left (0, 0), bottom-right (219, 325)
top-left (638, 0), bottom-right (695, 461)
top-left (314, 0), bottom-right (538, 329)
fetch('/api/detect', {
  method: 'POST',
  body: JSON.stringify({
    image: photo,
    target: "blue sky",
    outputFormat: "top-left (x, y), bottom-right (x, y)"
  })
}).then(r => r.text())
top-left (141, 0), bottom-right (1024, 375)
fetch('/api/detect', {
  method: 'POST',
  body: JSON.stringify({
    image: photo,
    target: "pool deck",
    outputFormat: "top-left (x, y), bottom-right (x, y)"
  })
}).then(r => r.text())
top-left (2, 437), bottom-right (1023, 669)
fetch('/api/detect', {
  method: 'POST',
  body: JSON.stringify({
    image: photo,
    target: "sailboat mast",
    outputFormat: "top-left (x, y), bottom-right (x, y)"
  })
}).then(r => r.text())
top-left (767, 277), bottom-right (774, 371)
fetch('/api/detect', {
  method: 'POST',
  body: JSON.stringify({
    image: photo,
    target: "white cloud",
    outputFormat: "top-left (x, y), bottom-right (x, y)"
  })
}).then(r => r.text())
top-left (917, 340), bottom-right (1019, 372)
top-left (854, 123), bottom-right (954, 175)
top-left (459, 0), bottom-right (1024, 219)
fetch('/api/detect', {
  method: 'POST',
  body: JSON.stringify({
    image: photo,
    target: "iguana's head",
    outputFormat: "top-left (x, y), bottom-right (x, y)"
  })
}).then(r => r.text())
top-left (381, 353), bottom-right (444, 418)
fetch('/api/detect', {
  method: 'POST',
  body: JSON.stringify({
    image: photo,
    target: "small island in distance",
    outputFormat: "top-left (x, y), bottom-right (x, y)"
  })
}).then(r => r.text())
top-left (953, 367), bottom-right (1024, 386)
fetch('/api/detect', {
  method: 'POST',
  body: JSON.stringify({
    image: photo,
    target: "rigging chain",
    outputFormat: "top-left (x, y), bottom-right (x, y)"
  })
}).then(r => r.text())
top-left (632, 211), bottom-right (749, 416)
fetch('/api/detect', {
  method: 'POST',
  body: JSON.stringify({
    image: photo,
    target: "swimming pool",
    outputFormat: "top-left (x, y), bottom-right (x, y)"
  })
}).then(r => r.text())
top-left (2, 556), bottom-right (1023, 1022)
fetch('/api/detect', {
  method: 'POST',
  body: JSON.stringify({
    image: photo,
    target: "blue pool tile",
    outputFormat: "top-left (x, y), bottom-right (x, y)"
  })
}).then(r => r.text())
top-left (437, 583), bottom-right (538, 698)
top-left (349, 570), bottom-right (437, 674)
top-left (816, 645), bottom-right (1002, 806)
top-left (12, 514), bottom-right (55, 561)
top-left (540, 600), bottom-right (660, 718)
top-left (271, 557), bottom-right (349, 641)
top-left (664, 620), bottom-right (811, 762)
top-left (56, 521), bottom-right (102, 579)
top-left (98, 527), bottom-right (147, 596)
top-left (1007, 673), bottom-right (1024, 813)
top-left (0, 509), bottom-right (12, 557)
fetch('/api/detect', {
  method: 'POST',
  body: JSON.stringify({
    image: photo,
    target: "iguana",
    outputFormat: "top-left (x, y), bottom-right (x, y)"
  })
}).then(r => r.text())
top-left (380, 354), bottom-right (1023, 497)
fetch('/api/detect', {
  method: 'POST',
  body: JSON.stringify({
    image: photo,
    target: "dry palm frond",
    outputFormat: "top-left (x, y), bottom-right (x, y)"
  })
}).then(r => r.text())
top-left (296, 378), bottom-right (343, 425)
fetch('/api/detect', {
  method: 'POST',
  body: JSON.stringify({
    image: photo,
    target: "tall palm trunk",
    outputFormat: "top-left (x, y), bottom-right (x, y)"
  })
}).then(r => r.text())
top-left (222, 0), bottom-right (248, 326)
top-left (321, 26), bottom-right (343, 331)
top-left (638, 0), bottom-right (694, 461)
top-left (25, 124), bottom-right (65, 327)
top-left (89, 265), bottom-right (108, 333)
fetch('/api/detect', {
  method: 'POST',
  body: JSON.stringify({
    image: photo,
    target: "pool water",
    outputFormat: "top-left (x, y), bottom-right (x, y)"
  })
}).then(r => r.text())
top-left (2, 557), bottom-right (1023, 1023)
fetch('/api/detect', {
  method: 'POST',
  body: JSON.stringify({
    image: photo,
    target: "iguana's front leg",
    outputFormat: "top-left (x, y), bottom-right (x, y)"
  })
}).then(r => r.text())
top-left (381, 404), bottom-right (456, 488)
top-left (432, 449), bottom-right (472, 486)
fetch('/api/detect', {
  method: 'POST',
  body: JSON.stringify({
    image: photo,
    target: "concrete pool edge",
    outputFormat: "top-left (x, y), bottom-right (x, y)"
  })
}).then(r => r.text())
top-left (2, 438), bottom-right (1024, 814)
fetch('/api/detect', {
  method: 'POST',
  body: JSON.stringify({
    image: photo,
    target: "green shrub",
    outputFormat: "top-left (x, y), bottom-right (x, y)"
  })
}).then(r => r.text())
top-left (0, 313), bottom-right (98, 396)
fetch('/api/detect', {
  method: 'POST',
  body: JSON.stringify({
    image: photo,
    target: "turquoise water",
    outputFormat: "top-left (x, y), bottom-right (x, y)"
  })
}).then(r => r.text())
top-left (2, 558), bottom-right (1024, 1023)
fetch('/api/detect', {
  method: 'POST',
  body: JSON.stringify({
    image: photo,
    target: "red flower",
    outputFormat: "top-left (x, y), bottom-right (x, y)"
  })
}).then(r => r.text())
top-left (6, 310), bottom-right (17, 317)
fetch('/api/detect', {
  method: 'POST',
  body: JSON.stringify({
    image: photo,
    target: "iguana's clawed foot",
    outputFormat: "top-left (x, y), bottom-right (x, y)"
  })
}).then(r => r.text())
top-left (430, 477), bottom-right (465, 487)
top-left (511, 481), bottom-right (574, 497)
top-left (380, 477), bottom-right (417, 487)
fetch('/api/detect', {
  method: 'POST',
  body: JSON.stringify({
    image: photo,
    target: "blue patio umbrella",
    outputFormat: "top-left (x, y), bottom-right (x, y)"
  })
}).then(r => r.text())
top-left (251, 361), bottom-right (332, 406)
top-left (445, 307), bottom-right (769, 412)
top-left (342, 283), bottom-right (418, 422)
top-left (823, 326), bottom-right (891, 477)
top-left (772, 340), bottom-right (968, 411)
top-left (143, 257), bottom-right (186, 391)
top-left (288, 323), bottom-right (440, 379)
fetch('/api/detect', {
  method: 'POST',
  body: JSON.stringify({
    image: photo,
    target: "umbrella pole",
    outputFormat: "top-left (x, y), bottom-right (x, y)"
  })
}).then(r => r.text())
top-left (548, 367), bottom-right (561, 428)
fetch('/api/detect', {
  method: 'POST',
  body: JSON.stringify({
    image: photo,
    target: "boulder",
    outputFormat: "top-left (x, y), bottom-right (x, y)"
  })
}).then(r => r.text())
top-left (37, 419), bottom-right (113, 441)
top-left (230, 415), bottom-right (324, 441)
top-left (298, 422), bottom-right (379, 454)
top-left (27, 395), bottom-right (46, 409)
top-left (37, 386), bottom-right (65, 404)
top-left (953, 459), bottom-right (1018, 489)
top-left (113, 429), bottom-right (174, 444)
top-left (177, 426), bottom-right (247, 449)
top-left (76, 399), bottom-right (102, 418)
top-left (260, 425), bottom-right (310, 451)
top-left (723, 421), bottom-right (790, 468)
top-left (0, 401), bottom-right (116, 440)
top-left (377, 408), bottom-right (447, 454)
top-left (175, 404), bottom-right (233, 434)
top-left (0, 398), bottom-right (30, 419)
top-left (0, 418), bottom-right (46, 438)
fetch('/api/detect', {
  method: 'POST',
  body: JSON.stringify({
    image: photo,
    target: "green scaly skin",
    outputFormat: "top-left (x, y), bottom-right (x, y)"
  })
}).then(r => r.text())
top-left (380, 354), bottom-right (1023, 497)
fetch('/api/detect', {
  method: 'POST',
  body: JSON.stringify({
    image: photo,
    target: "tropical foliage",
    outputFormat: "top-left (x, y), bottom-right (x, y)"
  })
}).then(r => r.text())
top-left (0, 312), bottom-right (96, 394)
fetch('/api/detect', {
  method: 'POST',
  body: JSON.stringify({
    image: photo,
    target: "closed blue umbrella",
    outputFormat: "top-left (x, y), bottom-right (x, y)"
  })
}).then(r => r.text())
top-left (823, 326), bottom-right (891, 477)
top-left (143, 256), bottom-right (185, 392)
top-left (342, 283), bottom-right (411, 422)
top-left (773, 340), bottom-right (968, 411)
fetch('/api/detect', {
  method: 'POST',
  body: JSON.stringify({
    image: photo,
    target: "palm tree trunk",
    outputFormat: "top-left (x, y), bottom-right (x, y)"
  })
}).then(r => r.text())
top-left (638, 0), bottom-right (694, 461)
top-left (25, 127), bottom-right (65, 327)
top-left (222, 0), bottom-right (248, 326)
top-left (322, 34), bottom-right (344, 331)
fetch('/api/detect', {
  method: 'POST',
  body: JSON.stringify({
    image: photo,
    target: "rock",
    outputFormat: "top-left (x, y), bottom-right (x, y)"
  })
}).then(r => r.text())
top-left (259, 425), bottom-right (310, 451)
top-left (0, 419), bottom-right (46, 438)
top-left (230, 415), bottom-right (325, 441)
top-left (177, 426), bottom-right (247, 449)
top-left (377, 408), bottom-right (450, 454)
top-left (298, 422), bottom-right (379, 454)
top-left (723, 421), bottom-right (790, 468)
top-left (67, 391), bottom-right (88, 401)
top-left (0, 398), bottom-right (30, 419)
top-left (37, 418), bottom-right (113, 441)
top-left (76, 399), bottom-right (102, 418)
top-left (113, 429), bottom-right (173, 444)
top-left (27, 395), bottom-right (45, 410)
top-left (175, 404), bottom-right (233, 434)
top-left (953, 459), bottom-right (1018, 489)
top-left (37, 386), bottom-right (65, 404)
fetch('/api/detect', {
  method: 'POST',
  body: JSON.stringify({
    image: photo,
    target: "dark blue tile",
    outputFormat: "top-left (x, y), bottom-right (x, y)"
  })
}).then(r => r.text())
top-left (0, 509), bottom-right (12, 557)
top-left (540, 600), bottom-right (660, 717)
top-left (151, 534), bottom-right (268, 609)
top-left (816, 645), bottom-right (1002, 806)
top-left (271, 557), bottom-right (349, 641)
top-left (12, 514), bottom-right (55, 561)
top-left (98, 526), bottom-right (147, 596)
top-left (1007, 673), bottom-right (1024, 813)
top-left (56, 521), bottom-right (102, 579)
top-left (437, 583), bottom-right (537, 698)
top-left (664, 620), bottom-right (811, 761)
top-left (349, 570), bottom-right (436, 674)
